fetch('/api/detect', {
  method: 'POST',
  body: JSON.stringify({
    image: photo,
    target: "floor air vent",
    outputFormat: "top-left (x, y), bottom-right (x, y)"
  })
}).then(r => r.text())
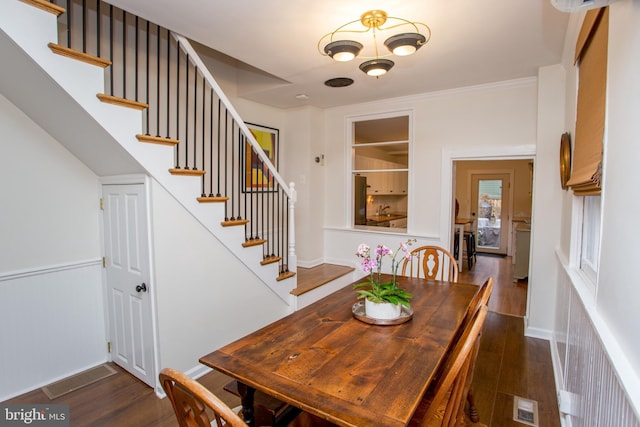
top-left (42, 364), bottom-right (117, 399)
top-left (513, 396), bottom-right (539, 426)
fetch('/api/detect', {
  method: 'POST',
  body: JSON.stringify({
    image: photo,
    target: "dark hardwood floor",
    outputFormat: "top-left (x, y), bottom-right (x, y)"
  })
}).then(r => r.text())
top-left (460, 254), bottom-right (560, 426)
top-left (458, 253), bottom-right (528, 317)
top-left (4, 254), bottom-right (558, 426)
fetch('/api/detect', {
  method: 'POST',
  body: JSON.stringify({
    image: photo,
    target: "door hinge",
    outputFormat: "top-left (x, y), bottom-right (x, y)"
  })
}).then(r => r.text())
top-left (100, 198), bottom-right (104, 210)
top-left (107, 341), bottom-right (111, 353)
top-left (102, 256), bottom-right (106, 268)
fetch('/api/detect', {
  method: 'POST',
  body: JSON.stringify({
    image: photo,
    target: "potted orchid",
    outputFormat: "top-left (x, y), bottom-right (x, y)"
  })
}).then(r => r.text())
top-left (354, 239), bottom-right (416, 320)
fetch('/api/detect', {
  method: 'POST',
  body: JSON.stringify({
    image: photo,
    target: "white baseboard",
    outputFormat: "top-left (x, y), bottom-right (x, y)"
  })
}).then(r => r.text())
top-left (549, 336), bottom-right (570, 427)
top-left (0, 359), bottom-right (108, 402)
top-left (296, 258), bottom-right (325, 268)
top-left (155, 363), bottom-right (214, 399)
top-left (524, 316), bottom-right (553, 340)
top-left (186, 364), bottom-right (213, 381)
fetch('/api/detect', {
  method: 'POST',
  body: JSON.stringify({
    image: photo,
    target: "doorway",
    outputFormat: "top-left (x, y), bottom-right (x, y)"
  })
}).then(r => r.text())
top-left (471, 173), bottom-right (511, 255)
top-left (102, 182), bottom-right (156, 387)
top-left (454, 160), bottom-right (532, 258)
top-left (449, 154), bottom-right (534, 319)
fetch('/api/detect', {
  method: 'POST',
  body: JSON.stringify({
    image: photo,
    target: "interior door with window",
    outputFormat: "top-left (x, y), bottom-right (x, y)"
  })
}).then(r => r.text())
top-left (471, 174), bottom-right (511, 255)
top-left (102, 183), bottom-right (156, 387)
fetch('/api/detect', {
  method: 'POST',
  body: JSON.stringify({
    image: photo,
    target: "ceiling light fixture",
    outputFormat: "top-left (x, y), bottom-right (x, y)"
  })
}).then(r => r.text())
top-left (318, 10), bottom-right (431, 77)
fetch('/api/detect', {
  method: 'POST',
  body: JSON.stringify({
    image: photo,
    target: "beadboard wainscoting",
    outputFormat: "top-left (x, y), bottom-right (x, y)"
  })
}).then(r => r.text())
top-left (553, 256), bottom-right (640, 427)
top-left (0, 260), bottom-right (106, 400)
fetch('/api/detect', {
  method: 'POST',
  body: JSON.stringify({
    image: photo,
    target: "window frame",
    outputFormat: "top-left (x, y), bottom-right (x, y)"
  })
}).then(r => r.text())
top-left (570, 195), bottom-right (602, 293)
top-left (348, 111), bottom-right (413, 231)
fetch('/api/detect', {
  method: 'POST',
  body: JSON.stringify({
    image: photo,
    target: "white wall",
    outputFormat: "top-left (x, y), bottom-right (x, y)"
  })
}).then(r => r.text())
top-left (321, 80), bottom-right (538, 273)
top-left (150, 181), bottom-right (290, 378)
top-left (0, 94), bottom-right (106, 400)
top-left (527, 64), bottom-right (566, 336)
top-left (598, 0), bottom-right (640, 380)
top-left (551, 2), bottom-right (640, 422)
top-left (283, 106), bottom-right (326, 266)
top-left (323, 80), bottom-right (537, 236)
top-left (0, 94), bottom-right (101, 271)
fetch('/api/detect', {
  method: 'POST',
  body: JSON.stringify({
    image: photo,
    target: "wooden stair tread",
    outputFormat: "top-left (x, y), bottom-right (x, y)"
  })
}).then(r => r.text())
top-left (97, 93), bottom-right (148, 110)
top-left (21, 0), bottom-right (65, 16)
top-left (197, 196), bottom-right (228, 203)
top-left (276, 271), bottom-right (296, 282)
top-left (169, 168), bottom-right (206, 176)
top-left (136, 134), bottom-right (179, 146)
top-left (242, 239), bottom-right (266, 248)
top-left (291, 264), bottom-right (355, 296)
top-left (221, 219), bottom-right (249, 227)
top-left (261, 256), bottom-right (281, 266)
top-left (48, 43), bottom-right (111, 68)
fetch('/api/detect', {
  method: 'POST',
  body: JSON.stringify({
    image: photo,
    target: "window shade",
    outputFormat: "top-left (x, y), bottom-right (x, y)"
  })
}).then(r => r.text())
top-left (566, 7), bottom-right (608, 196)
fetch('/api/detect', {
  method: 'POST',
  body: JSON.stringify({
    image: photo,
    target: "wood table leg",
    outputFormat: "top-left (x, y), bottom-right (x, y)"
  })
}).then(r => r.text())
top-left (237, 382), bottom-right (256, 427)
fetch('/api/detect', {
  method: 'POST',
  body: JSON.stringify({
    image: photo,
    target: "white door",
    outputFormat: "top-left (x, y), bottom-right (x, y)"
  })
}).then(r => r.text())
top-left (103, 183), bottom-right (155, 386)
top-left (471, 174), bottom-right (511, 255)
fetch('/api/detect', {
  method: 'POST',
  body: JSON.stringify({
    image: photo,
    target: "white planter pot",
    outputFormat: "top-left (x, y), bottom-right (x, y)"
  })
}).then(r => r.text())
top-left (365, 299), bottom-right (402, 320)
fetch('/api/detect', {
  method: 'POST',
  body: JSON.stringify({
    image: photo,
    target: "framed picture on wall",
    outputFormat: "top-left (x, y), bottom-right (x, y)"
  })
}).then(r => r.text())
top-left (244, 123), bottom-right (279, 192)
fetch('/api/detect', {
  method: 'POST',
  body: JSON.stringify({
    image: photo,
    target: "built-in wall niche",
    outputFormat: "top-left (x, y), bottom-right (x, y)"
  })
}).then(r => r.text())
top-left (352, 114), bottom-right (410, 230)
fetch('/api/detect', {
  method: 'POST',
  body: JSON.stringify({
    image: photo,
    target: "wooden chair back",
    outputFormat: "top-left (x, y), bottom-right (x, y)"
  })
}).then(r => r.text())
top-left (411, 305), bottom-right (488, 427)
top-left (479, 276), bottom-right (494, 307)
top-left (401, 245), bottom-right (459, 282)
top-left (463, 277), bottom-right (494, 326)
top-left (159, 368), bottom-right (247, 427)
top-left (457, 277), bottom-right (494, 423)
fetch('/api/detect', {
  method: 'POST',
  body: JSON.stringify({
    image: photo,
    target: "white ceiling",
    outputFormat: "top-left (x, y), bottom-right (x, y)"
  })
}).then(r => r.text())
top-left (106, 0), bottom-right (570, 109)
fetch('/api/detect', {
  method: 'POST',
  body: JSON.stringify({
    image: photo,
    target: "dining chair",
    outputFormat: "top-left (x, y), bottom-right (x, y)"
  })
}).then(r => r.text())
top-left (461, 277), bottom-right (494, 423)
top-left (159, 368), bottom-right (247, 427)
top-left (409, 304), bottom-right (488, 427)
top-left (401, 245), bottom-right (459, 282)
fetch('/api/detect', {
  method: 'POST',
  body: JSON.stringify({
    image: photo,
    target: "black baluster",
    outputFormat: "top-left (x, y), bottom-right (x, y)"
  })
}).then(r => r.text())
top-left (96, 0), bottom-right (101, 58)
top-left (175, 43), bottom-right (180, 168)
top-left (109, 5), bottom-right (113, 95)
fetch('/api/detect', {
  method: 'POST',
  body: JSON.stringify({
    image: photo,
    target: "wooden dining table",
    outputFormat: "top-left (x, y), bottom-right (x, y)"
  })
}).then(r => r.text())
top-left (199, 275), bottom-right (479, 427)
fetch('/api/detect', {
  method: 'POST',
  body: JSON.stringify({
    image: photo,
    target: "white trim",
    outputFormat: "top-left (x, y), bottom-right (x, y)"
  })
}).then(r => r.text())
top-left (100, 174), bottom-right (147, 185)
top-left (154, 364), bottom-right (215, 399)
top-left (296, 258), bottom-right (326, 269)
top-left (0, 361), bottom-right (108, 402)
top-left (524, 325), bottom-right (553, 340)
top-left (550, 329), bottom-right (573, 427)
top-left (550, 335), bottom-right (566, 393)
top-left (323, 225), bottom-right (438, 240)
top-left (0, 259), bottom-right (101, 283)
top-left (329, 77), bottom-right (538, 112)
top-left (345, 109), bottom-right (414, 230)
top-left (441, 145), bottom-right (536, 258)
top-left (186, 363), bottom-right (213, 381)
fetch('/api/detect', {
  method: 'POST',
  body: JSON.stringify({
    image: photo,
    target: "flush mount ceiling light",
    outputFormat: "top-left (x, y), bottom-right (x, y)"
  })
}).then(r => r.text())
top-left (359, 59), bottom-right (394, 77)
top-left (318, 10), bottom-right (431, 77)
top-left (323, 40), bottom-right (363, 62)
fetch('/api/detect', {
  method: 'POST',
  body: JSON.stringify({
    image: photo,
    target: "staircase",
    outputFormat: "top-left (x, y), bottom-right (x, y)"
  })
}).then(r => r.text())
top-left (3, 0), bottom-right (298, 302)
